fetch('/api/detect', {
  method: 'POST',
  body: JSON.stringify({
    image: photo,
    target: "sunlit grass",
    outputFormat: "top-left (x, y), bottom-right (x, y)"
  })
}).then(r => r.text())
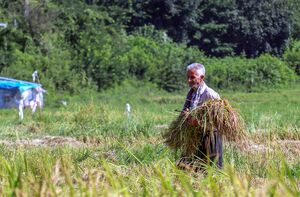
top-left (0, 81), bottom-right (299, 196)
top-left (0, 144), bottom-right (299, 196)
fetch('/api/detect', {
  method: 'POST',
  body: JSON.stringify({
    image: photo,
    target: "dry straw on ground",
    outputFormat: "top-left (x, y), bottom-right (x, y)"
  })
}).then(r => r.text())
top-left (163, 99), bottom-right (246, 156)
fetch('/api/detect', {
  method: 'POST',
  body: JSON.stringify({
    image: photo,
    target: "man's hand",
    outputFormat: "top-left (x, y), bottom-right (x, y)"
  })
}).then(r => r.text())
top-left (182, 109), bottom-right (198, 127)
top-left (181, 108), bottom-right (189, 117)
top-left (188, 116), bottom-right (198, 127)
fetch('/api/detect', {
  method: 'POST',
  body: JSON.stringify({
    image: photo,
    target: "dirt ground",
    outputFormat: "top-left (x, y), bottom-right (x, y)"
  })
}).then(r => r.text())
top-left (229, 139), bottom-right (300, 162)
top-left (0, 136), bottom-right (86, 148)
top-left (1, 135), bottom-right (300, 159)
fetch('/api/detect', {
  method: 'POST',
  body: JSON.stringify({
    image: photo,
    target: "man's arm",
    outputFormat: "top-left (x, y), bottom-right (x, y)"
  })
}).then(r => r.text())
top-left (182, 89), bottom-right (193, 114)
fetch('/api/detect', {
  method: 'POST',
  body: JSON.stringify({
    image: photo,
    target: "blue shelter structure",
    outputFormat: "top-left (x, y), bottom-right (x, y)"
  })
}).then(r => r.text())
top-left (0, 77), bottom-right (45, 120)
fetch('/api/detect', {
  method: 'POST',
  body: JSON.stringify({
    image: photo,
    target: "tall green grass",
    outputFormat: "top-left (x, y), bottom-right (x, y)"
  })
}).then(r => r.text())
top-left (0, 145), bottom-right (299, 196)
top-left (0, 81), bottom-right (299, 196)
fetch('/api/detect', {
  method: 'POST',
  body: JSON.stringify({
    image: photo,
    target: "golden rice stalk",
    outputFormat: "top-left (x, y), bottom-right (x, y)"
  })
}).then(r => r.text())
top-left (163, 99), bottom-right (246, 156)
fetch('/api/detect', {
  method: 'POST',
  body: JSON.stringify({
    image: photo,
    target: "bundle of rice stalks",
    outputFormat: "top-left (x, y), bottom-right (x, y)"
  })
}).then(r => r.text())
top-left (163, 99), bottom-right (246, 156)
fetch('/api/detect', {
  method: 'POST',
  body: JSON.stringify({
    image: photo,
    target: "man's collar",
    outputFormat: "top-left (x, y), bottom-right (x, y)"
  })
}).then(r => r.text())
top-left (191, 82), bottom-right (207, 94)
top-left (198, 82), bottom-right (207, 94)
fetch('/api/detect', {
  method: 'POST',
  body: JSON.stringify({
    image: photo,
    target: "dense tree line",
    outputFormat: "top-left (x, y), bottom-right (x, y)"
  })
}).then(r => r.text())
top-left (91, 0), bottom-right (295, 57)
top-left (0, 0), bottom-right (298, 92)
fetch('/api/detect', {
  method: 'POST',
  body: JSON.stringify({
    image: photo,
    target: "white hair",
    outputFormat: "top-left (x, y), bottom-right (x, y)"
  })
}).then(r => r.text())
top-left (187, 63), bottom-right (205, 76)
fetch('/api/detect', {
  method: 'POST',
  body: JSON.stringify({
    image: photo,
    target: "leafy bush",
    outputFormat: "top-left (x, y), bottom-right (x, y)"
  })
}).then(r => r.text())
top-left (0, 34), bottom-right (85, 93)
top-left (120, 35), bottom-right (207, 91)
top-left (204, 54), bottom-right (296, 91)
top-left (252, 54), bottom-right (296, 87)
top-left (0, 1), bottom-right (296, 93)
top-left (284, 40), bottom-right (300, 75)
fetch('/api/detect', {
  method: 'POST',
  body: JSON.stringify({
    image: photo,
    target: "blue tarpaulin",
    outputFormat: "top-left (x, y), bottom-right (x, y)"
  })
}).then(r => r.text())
top-left (0, 77), bottom-right (45, 120)
top-left (0, 77), bottom-right (40, 93)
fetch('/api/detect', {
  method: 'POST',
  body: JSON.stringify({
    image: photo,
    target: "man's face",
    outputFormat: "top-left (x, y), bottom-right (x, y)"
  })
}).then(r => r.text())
top-left (187, 69), bottom-right (204, 89)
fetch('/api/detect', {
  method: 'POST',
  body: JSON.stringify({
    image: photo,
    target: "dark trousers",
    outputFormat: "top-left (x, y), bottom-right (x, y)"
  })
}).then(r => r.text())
top-left (196, 130), bottom-right (223, 169)
top-left (177, 130), bottom-right (223, 170)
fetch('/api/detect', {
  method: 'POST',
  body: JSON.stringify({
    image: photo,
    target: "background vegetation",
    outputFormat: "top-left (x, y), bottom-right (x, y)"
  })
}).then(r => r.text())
top-left (0, 0), bottom-right (299, 93)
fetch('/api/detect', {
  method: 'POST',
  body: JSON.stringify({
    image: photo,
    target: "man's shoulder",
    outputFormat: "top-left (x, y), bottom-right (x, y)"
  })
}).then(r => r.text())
top-left (204, 86), bottom-right (220, 99)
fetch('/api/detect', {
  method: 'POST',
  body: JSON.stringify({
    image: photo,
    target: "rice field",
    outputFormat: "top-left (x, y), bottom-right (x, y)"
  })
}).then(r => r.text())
top-left (0, 81), bottom-right (299, 196)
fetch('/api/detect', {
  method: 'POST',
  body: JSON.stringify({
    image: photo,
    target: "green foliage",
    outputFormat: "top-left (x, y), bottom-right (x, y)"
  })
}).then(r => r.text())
top-left (0, 33), bottom-right (85, 93)
top-left (189, 0), bottom-right (236, 56)
top-left (204, 54), bottom-right (296, 91)
top-left (284, 40), bottom-right (300, 75)
top-left (288, 0), bottom-right (300, 39)
top-left (253, 54), bottom-right (296, 87)
top-left (117, 35), bottom-right (206, 92)
top-left (155, 44), bottom-right (204, 92)
top-left (124, 35), bottom-right (161, 80)
top-left (0, 0), bottom-right (297, 93)
top-left (103, 0), bottom-right (292, 57)
top-left (66, 7), bottom-right (129, 90)
top-left (233, 0), bottom-right (291, 57)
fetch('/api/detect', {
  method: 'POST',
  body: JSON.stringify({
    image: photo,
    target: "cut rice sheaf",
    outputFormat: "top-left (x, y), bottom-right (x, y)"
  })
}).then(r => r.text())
top-left (163, 99), bottom-right (246, 156)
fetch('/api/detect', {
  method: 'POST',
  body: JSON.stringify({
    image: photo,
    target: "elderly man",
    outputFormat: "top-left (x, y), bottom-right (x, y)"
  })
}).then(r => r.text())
top-left (179, 63), bottom-right (223, 170)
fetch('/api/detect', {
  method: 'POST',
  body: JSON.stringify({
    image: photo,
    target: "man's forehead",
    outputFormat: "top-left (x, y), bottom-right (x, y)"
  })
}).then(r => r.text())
top-left (187, 69), bottom-right (202, 76)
